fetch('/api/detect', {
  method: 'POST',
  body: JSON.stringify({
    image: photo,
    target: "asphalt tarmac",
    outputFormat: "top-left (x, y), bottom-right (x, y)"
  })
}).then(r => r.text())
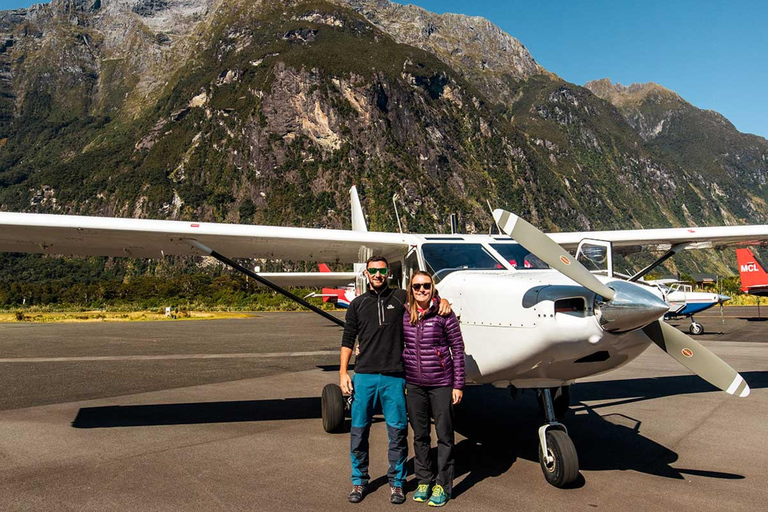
top-left (0, 308), bottom-right (766, 511)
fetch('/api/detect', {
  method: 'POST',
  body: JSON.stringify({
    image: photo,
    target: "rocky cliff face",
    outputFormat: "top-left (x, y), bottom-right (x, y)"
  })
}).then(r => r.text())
top-left (585, 79), bottom-right (687, 140)
top-left (0, 0), bottom-right (766, 275)
top-left (335, 0), bottom-right (545, 104)
top-left (587, 78), bottom-right (768, 224)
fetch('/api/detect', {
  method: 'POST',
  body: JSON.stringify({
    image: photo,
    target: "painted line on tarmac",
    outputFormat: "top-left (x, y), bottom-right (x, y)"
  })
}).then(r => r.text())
top-left (0, 350), bottom-right (339, 363)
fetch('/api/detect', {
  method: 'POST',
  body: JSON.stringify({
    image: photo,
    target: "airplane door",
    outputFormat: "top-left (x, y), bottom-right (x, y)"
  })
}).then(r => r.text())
top-left (576, 239), bottom-right (613, 278)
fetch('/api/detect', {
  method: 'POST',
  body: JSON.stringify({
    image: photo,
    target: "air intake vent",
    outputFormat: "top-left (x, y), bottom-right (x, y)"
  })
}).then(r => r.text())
top-left (575, 351), bottom-right (610, 363)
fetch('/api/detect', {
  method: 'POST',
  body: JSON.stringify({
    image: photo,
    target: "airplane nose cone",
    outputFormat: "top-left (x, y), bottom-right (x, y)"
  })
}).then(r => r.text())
top-left (719, 294), bottom-right (731, 304)
top-left (598, 280), bottom-right (670, 333)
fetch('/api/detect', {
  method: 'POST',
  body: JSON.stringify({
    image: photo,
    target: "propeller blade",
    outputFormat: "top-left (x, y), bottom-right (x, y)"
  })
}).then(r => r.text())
top-left (642, 320), bottom-right (750, 397)
top-left (493, 209), bottom-right (616, 300)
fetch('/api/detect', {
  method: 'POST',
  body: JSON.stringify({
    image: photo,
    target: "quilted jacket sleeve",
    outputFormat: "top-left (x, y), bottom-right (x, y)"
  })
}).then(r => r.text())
top-left (444, 312), bottom-right (465, 389)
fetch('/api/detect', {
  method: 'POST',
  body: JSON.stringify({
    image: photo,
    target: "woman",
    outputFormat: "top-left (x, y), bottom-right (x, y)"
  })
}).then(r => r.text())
top-left (402, 271), bottom-right (465, 507)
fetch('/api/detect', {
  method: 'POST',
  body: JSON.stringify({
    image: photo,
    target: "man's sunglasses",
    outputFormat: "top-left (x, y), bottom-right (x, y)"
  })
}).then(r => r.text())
top-left (411, 283), bottom-right (432, 291)
top-left (367, 267), bottom-right (388, 275)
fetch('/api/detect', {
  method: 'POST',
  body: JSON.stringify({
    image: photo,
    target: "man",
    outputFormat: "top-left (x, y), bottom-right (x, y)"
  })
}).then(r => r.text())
top-left (340, 256), bottom-right (449, 505)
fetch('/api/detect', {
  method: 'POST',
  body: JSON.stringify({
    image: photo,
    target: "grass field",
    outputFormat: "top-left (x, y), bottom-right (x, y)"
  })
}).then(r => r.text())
top-left (0, 310), bottom-right (254, 323)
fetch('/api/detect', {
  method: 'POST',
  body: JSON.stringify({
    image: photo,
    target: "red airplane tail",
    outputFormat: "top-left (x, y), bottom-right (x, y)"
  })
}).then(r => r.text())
top-left (736, 248), bottom-right (768, 292)
top-left (318, 263), bottom-right (331, 273)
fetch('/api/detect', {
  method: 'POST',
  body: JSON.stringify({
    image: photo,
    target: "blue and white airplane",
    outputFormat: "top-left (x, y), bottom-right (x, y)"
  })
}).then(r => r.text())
top-left (644, 279), bottom-right (730, 335)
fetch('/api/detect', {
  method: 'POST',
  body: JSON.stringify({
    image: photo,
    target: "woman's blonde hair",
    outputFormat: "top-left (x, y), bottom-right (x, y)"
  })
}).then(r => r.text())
top-left (407, 270), bottom-right (435, 325)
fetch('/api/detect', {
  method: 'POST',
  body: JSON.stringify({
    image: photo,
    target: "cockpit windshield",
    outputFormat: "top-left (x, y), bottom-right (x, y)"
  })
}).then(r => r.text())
top-left (490, 243), bottom-right (549, 270)
top-left (422, 243), bottom-right (503, 282)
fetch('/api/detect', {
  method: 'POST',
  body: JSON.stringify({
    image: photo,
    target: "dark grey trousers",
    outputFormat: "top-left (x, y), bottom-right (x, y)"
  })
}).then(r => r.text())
top-left (406, 384), bottom-right (454, 495)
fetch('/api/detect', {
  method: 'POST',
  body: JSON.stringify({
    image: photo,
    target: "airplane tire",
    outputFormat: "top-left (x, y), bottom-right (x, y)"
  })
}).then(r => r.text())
top-left (321, 383), bottom-right (345, 433)
top-left (538, 430), bottom-right (579, 488)
top-left (689, 322), bottom-right (704, 335)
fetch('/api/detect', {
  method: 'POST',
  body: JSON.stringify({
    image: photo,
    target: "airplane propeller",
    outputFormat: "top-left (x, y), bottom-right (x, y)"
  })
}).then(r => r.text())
top-left (642, 320), bottom-right (750, 396)
top-left (493, 210), bottom-right (616, 300)
top-left (493, 208), bottom-right (751, 397)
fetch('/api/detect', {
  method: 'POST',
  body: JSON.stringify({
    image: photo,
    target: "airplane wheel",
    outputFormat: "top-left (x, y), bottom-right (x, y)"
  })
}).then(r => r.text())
top-left (538, 430), bottom-right (579, 488)
top-left (321, 383), bottom-right (345, 433)
top-left (689, 322), bottom-right (704, 335)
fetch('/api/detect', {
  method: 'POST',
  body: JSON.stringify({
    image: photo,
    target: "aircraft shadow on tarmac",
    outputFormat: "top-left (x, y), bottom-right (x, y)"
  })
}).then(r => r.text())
top-left (72, 398), bottom-right (324, 428)
top-left (72, 372), bottom-right (765, 489)
top-left (450, 372), bottom-right (766, 494)
top-left (72, 397), bottom-right (381, 430)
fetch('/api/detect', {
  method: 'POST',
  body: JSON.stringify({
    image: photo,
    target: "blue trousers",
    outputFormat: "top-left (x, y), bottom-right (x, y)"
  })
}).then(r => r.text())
top-left (350, 373), bottom-right (408, 487)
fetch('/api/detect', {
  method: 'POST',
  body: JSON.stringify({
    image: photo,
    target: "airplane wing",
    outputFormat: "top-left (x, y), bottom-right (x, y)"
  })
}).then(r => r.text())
top-left (254, 272), bottom-right (357, 287)
top-left (549, 225), bottom-right (768, 252)
top-left (0, 212), bottom-right (410, 263)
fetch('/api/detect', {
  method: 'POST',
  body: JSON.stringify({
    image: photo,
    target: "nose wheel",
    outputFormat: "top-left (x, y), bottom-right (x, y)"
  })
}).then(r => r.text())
top-left (537, 388), bottom-right (579, 487)
top-left (689, 319), bottom-right (704, 335)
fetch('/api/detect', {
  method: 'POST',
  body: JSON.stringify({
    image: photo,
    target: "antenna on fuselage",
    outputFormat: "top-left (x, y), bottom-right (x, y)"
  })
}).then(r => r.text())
top-left (392, 193), bottom-right (404, 234)
top-left (487, 199), bottom-right (501, 234)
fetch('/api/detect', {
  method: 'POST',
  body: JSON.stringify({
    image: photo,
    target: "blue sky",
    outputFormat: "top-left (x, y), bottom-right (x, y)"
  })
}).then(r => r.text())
top-left (1, 0), bottom-right (766, 138)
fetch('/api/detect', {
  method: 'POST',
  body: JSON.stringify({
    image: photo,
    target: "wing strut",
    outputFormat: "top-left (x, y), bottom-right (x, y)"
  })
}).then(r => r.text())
top-left (189, 241), bottom-right (345, 328)
top-left (628, 243), bottom-right (688, 282)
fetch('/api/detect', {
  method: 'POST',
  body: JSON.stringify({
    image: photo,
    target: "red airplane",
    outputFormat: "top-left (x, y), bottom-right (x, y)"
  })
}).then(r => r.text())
top-left (736, 248), bottom-right (768, 296)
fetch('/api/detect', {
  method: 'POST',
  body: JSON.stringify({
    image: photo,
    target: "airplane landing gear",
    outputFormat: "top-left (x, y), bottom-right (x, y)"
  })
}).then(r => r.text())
top-left (321, 383), bottom-right (347, 433)
top-left (536, 388), bottom-right (579, 488)
top-left (689, 318), bottom-right (704, 335)
top-left (537, 385), bottom-right (571, 420)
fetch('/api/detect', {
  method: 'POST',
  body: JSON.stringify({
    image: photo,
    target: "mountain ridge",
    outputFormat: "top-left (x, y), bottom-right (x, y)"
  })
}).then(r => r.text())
top-left (0, 0), bottom-right (766, 276)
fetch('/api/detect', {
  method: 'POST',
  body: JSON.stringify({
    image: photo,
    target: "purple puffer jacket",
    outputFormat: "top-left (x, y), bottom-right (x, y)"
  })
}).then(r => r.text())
top-left (402, 298), bottom-right (466, 389)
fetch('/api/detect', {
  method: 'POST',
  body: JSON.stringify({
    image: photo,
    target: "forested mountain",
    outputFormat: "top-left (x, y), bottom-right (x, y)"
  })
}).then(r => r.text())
top-left (0, 0), bottom-right (766, 303)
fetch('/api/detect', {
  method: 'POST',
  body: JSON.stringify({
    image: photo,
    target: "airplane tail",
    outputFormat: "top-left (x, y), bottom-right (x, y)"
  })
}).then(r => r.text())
top-left (350, 185), bottom-right (368, 232)
top-left (736, 248), bottom-right (768, 292)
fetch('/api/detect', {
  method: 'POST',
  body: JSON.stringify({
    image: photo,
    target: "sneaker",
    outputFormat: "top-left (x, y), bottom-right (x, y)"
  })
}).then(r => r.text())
top-left (427, 485), bottom-right (448, 507)
top-left (413, 483), bottom-right (431, 502)
top-left (390, 486), bottom-right (406, 505)
top-left (348, 485), bottom-right (366, 503)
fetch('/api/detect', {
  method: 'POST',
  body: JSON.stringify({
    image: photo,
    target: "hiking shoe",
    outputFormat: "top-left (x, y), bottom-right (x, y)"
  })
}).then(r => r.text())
top-left (427, 485), bottom-right (448, 507)
top-left (390, 486), bottom-right (406, 505)
top-left (413, 483), bottom-right (431, 502)
top-left (348, 485), bottom-right (366, 503)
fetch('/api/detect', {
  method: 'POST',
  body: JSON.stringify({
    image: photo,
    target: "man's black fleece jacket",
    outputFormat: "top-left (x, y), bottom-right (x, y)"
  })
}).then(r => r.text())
top-left (341, 287), bottom-right (407, 375)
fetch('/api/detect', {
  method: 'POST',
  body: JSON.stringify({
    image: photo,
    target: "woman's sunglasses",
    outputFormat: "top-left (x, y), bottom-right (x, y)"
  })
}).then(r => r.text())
top-left (411, 283), bottom-right (432, 291)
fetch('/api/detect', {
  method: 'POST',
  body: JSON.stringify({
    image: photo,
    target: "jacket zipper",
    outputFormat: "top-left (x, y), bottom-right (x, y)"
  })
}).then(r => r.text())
top-left (416, 319), bottom-right (423, 384)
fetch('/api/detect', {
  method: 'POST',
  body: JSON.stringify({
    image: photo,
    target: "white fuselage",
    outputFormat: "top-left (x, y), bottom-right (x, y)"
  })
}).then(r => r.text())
top-left (437, 271), bottom-right (652, 388)
top-left (398, 234), bottom-right (656, 389)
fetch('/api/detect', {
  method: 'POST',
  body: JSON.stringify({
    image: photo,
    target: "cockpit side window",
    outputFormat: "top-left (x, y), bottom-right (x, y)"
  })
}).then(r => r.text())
top-left (421, 243), bottom-right (502, 282)
top-left (490, 243), bottom-right (549, 270)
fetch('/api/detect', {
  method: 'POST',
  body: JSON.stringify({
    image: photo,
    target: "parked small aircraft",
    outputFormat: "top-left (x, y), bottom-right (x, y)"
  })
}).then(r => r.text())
top-left (0, 187), bottom-right (763, 488)
top-left (302, 264), bottom-right (356, 309)
top-left (736, 247), bottom-right (768, 296)
top-left (642, 279), bottom-right (730, 335)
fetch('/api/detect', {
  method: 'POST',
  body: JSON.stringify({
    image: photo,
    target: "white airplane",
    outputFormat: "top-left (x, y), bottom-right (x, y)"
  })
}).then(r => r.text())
top-left (0, 187), bottom-right (764, 488)
top-left (641, 279), bottom-right (730, 335)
